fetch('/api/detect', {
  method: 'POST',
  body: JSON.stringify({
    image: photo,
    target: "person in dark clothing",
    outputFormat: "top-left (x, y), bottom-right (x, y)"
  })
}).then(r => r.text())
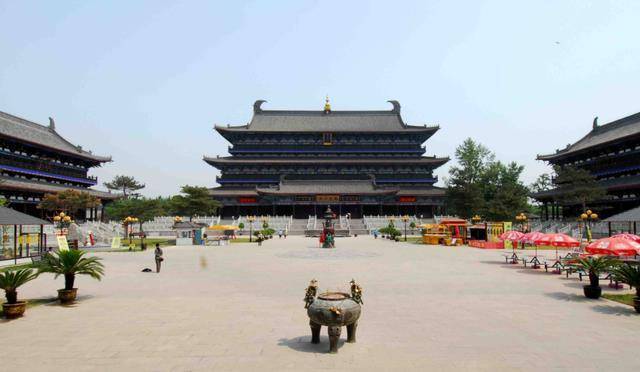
top-left (154, 243), bottom-right (164, 273)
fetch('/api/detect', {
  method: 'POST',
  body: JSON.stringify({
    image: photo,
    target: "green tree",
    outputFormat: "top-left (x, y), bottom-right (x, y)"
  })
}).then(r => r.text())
top-left (105, 197), bottom-right (165, 227)
top-left (530, 173), bottom-right (552, 194)
top-left (446, 138), bottom-right (493, 218)
top-left (446, 138), bottom-right (529, 220)
top-left (479, 161), bottom-right (529, 220)
top-left (170, 185), bottom-right (220, 220)
top-left (37, 189), bottom-right (101, 219)
top-left (103, 175), bottom-right (145, 199)
top-left (552, 165), bottom-right (606, 211)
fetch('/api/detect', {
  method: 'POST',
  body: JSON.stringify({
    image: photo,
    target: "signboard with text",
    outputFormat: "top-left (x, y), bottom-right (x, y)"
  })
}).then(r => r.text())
top-left (316, 195), bottom-right (340, 203)
top-left (57, 235), bottom-right (69, 251)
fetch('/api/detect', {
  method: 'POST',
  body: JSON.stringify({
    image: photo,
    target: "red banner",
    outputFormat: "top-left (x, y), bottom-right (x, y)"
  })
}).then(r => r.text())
top-left (238, 197), bottom-right (257, 204)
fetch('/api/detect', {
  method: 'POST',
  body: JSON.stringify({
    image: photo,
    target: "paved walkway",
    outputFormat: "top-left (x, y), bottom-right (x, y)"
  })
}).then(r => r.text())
top-left (3, 236), bottom-right (640, 371)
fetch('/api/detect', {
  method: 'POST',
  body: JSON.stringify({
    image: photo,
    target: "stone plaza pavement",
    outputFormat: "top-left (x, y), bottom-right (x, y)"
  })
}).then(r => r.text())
top-left (3, 236), bottom-right (640, 371)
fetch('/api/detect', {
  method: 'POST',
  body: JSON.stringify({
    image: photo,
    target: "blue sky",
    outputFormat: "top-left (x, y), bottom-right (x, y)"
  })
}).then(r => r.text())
top-left (2, 0), bottom-right (640, 196)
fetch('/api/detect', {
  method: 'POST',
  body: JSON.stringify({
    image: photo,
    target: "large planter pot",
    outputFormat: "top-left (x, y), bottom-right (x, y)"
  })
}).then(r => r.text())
top-left (583, 285), bottom-right (602, 299)
top-left (633, 298), bottom-right (640, 313)
top-left (307, 292), bottom-right (362, 353)
top-left (58, 288), bottom-right (78, 304)
top-left (2, 301), bottom-right (27, 319)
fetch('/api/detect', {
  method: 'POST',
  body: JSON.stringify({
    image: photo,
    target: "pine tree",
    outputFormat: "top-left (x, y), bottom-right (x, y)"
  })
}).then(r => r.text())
top-left (103, 175), bottom-right (145, 199)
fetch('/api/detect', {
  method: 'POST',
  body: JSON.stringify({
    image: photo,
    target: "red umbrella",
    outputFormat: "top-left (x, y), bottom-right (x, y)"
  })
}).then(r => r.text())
top-left (585, 237), bottom-right (640, 257)
top-left (535, 233), bottom-right (580, 262)
top-left (534, 233), bottom-right (580, 247)
top-left (521, 231), bottom-right (546, 244)
top-left (500, 230), bottom-right (524, 256)
top-left (499, 230), bottom-right (525, 241)
top-left (610, 233), bottom-right (640, 243)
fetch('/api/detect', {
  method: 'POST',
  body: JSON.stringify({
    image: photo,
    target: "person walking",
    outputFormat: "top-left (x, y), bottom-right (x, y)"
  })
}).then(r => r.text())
top-left (154, 243), bottom-right (164, 273)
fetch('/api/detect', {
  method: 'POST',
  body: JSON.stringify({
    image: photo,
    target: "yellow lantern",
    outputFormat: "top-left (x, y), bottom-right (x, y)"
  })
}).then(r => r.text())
top-left (59, 212), bottom-right (66, 218)
top-left (591, 213), bottom-right (598, 220)
top-left (580, 213), bottom-right (588, 220)
top-left (53, 215), bottom-right (61, 222)
top-left (586, 210), bottom-right (592, 216)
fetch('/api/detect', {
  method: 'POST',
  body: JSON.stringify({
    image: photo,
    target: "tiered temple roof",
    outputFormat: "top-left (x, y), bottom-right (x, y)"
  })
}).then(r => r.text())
top-left (206, 100), bottom-right (448, 218)
top-left (538, 113), bottom-right (640, 161)
top-left (0, 111), bottom-right (112, 163)
top-left (0, 110), bottom-right (117, 213)
top-left (535, 112), bottom-right (640, 219)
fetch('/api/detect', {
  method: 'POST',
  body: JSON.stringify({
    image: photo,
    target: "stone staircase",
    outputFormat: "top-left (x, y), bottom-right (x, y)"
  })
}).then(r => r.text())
top-left (348, 219), bottom-right (368, 236)
top-left (289, 219), bottom-right (310, 236)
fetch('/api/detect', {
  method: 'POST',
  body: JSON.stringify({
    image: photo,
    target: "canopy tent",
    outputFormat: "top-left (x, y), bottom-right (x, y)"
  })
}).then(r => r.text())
top-left (0, 206), bottom-right (51, 264)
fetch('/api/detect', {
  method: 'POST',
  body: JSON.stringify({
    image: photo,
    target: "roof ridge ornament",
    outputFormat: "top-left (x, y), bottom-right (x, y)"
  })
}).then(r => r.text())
top-left (48, 117), bottom-right (55, 130)
top-left (253, 100), bottom-right (267, 114)
top-left (593, 116), bottom-right (598, 130)
top-left (387, 100), bottom-right (401, 114)
top-left (324, 95), bottom-right (331, 114)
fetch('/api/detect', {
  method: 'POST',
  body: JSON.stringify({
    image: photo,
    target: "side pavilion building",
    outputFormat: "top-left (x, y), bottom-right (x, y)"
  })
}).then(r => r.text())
top-left (205, 100), bottom-right (449, 218)
top-left (534, 113), bottom-right (640, 219)
top-left (0, 111), bottom-right (117, 218)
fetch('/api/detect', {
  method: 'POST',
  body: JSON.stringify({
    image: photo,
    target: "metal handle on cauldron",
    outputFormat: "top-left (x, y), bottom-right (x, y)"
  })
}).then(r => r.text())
top-left (329, 306), bottom-right (342, 316)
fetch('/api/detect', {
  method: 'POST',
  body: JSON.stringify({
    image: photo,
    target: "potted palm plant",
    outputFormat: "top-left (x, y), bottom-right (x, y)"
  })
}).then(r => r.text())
top-left (577, 256), bottom-right (618, 299)
top-left (613, 264), bottom-right (640, 313)
top-left (39, 250), bottom-right (105, 304)
top-left (0, 268), bottom-right (39, 318)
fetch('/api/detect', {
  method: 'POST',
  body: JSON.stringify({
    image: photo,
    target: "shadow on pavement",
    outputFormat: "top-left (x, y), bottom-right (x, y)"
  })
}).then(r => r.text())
top-left (478, 260), bottom-right (510, 266)
top-left (278, 335), bottom-right (345, 354)
top-left (544, 292), bottom-right (591, 303)
top-left (515, 268), bottom-right (551, 276)
top-left (591, 304), bottom-right (638, 317)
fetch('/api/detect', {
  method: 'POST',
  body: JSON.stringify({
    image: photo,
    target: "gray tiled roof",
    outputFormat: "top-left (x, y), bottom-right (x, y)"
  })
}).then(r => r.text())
top-left (256, 179), bottom-right (396, 195)
top-left (215, 101), bottom-right (439, 132)
top-left (0, 176), bottom-right (119, 199)
top-left (0, 111), bottom-right (111, 162)
top-left (538, 112), bottom-right (640, 161)
top-left (203, 156), bottom-right (449, 166)
top-left (0, 206), bottom-right (51, 225)
top-left (606, 205), bottom-right (640, 221)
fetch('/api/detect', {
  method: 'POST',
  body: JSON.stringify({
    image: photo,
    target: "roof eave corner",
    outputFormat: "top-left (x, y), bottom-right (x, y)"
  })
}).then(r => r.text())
top-left (386, 100), bottom-right (408, 128)
top-left (536, 154), bottom-right (555, 162)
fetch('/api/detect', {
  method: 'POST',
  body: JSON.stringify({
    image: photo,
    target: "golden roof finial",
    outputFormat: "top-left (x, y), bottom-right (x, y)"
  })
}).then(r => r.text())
top-left (324, 95), bottom-right (331, 112)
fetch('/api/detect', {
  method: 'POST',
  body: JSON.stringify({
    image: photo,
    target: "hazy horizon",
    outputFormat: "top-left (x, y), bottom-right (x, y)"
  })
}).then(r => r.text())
top-left (2, 1), bottom-right (639, 197)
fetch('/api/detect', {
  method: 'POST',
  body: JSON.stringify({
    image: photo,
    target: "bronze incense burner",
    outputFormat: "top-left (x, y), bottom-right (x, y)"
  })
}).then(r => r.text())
top-left (304, 279), bottom-right (363, 353)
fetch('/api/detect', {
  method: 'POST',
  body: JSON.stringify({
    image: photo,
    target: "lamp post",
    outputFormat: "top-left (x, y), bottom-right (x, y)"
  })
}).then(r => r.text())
top-left (123, 216), bottom-right (139, 247)
top-left (53, 212), bottom-right (73, 235)
top-left (402, 215), bottom-right (410, 241)
top-left (579, 210), bottom-right (598, 243)
top-left (247, 216), bottom-right (255, 242)
top-left (515, 213), bottom-right (528, 232)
